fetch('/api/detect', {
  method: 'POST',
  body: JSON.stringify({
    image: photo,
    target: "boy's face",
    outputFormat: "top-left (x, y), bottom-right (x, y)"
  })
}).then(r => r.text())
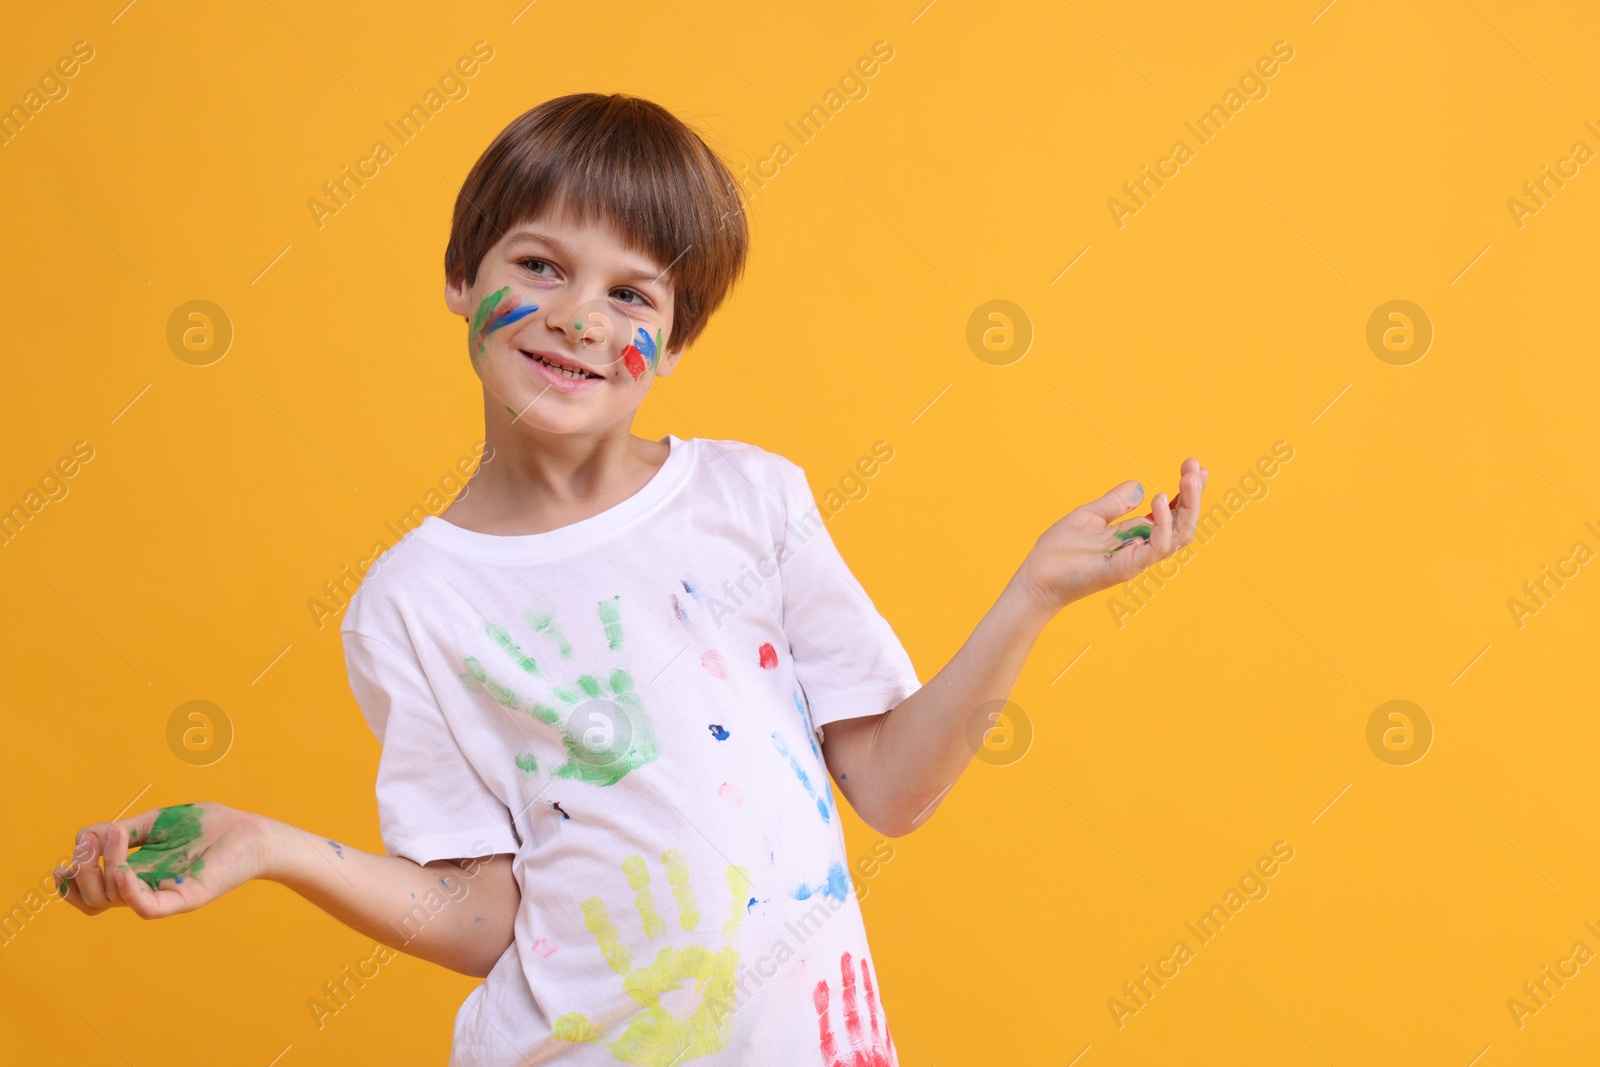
top-left (445, 203), bottom-right (683, 435)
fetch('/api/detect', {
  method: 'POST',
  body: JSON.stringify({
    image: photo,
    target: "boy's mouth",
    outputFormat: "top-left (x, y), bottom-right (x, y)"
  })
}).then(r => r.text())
top-left (522, 349), bottom-right (604, 381)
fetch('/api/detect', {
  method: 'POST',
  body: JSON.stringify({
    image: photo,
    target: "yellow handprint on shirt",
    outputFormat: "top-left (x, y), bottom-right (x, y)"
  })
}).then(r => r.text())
top-left (554, 849), bottom-right (751, 1065)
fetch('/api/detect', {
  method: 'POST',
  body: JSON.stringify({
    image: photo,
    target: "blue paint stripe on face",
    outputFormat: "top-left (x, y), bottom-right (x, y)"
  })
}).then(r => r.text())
top-left (636, 327), bottom-right (659, 368)
top-left (486, 303), bottom-right (539, 340)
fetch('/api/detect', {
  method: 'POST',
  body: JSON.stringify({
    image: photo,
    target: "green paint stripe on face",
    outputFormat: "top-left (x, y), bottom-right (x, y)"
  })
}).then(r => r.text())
top-left (471, 287), bottom-right (511, 358)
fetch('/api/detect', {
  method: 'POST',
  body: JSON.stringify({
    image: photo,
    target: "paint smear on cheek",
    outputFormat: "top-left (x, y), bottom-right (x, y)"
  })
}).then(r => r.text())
top-left (758, 643), bottom-right (779, 669)
top-left (470, 287), bottom-right (539, 359)
top-left (470, 287), bottom-right (509, 357)
top-left (637, 327), bottom-right (662, 371)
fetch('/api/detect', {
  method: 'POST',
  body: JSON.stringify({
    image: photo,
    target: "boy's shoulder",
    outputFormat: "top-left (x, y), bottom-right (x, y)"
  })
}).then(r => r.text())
top-left (690, 434), bottom-right (807, 488)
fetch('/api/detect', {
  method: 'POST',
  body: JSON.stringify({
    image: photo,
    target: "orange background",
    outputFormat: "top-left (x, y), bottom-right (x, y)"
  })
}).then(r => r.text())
top-left (3, 1), bottom-right (1598, 1064)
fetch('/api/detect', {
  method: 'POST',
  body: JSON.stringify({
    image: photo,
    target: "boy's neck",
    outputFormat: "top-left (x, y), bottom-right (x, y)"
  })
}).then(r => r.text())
top-left (441, 403), bottom-right (671, 536)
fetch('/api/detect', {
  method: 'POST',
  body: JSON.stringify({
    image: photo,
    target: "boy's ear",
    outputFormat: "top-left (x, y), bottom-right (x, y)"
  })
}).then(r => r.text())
top-left (655, 344), bottom-right (687, 378)
top-left (444, 274), bottom-right (471, 318)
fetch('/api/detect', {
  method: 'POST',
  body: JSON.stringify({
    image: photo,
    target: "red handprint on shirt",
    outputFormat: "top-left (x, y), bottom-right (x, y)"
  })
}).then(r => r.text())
top-left (814, 951), bottom-right (895, 1067)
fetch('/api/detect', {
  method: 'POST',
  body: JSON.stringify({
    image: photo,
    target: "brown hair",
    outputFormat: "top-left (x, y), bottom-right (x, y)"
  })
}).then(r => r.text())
top-left (444, 93), bottom-right (749, 352)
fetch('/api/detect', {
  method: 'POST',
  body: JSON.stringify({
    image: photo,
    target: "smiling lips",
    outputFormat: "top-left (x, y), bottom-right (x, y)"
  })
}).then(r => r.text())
top-left (524, 349), bottom-right (603, 381)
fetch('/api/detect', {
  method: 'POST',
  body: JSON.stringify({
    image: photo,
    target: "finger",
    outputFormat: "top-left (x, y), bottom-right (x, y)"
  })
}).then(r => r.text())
top-left (115, 858), bottom-right (193, 920)
top-left (51, 863), bottom-right (104, 916)
top-left (71, 828), bottom-right (110, 908)
top-left (1173, 472), bottom-right (1203, 546)
top-left (1079, 480), bottom-right (1145, 524)
top-left (1149, 491), bottom-right (1175, 556)
top-left (102, 824), bottom-right (129, 905)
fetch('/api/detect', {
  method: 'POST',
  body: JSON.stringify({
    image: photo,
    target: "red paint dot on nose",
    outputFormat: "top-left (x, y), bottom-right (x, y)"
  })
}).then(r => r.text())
top-left (758, 643), bottom-right (778, 669)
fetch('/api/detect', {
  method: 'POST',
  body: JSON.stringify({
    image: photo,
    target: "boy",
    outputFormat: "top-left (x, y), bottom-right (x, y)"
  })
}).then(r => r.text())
top-left (58, 94), bottom-right (1207, 1065)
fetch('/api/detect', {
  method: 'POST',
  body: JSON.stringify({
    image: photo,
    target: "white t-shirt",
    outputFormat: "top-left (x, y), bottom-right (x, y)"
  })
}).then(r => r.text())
top-left (342, 434), bottom-right (919, 1066)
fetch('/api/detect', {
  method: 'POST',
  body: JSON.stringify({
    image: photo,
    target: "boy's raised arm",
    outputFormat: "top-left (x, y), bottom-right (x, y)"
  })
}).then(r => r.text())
top-left (822, 459), bottom-right (1209, 838)
top-left (56, 801), bottom-right (519, 978)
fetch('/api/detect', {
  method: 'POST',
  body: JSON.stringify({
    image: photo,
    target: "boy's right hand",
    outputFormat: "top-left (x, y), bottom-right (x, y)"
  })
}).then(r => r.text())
top-left (56, 802), bottom-right (269, 920)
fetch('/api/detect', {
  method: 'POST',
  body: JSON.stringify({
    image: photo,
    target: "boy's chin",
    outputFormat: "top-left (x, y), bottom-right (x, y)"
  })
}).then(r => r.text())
top-left (488, 394), bottom-right (633, 438)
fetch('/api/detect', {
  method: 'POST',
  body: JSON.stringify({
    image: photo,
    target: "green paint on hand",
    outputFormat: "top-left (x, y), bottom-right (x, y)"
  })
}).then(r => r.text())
top-left (1117, 524), bottom-right (1153, 543)
top-left (127, 804), bottom-right (206, 890)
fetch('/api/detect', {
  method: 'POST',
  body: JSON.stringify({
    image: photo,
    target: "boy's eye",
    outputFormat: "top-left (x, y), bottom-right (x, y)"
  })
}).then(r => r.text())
top-left (518, 257), bottom-right (554, 276)
top-left (612, 287), bottom-right (650, 307)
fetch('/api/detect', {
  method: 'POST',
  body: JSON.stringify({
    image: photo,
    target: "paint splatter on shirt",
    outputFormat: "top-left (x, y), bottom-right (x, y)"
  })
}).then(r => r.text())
top-left (340, 434), bottom-right (922, 1060)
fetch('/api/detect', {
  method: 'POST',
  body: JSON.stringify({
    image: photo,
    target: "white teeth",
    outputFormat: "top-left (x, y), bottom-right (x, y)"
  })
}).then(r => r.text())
top-left (535, 355), bottom-right (593, 380)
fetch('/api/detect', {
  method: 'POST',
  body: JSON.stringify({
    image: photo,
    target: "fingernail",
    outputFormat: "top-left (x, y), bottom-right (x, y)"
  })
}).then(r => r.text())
top-left (1132, 483), bottom-right (1143, 500)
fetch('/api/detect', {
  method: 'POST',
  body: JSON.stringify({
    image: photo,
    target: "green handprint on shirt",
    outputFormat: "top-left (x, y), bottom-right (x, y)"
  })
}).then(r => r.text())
top-left (459, 595), bottom-right (658, 787)
top-left (554, 849), bottom-right (751, 1065)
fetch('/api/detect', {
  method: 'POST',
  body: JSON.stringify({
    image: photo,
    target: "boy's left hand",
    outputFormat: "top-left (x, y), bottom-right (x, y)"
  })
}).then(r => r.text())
top-left (1018, 457), bottom-right (1208, 612)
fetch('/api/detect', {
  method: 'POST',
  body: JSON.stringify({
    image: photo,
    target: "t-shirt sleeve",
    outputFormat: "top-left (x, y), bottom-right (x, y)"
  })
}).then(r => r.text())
top-left (776, 458), bottom-right (922, 729)
top-left (343, 629), bottom-right (521, 866)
